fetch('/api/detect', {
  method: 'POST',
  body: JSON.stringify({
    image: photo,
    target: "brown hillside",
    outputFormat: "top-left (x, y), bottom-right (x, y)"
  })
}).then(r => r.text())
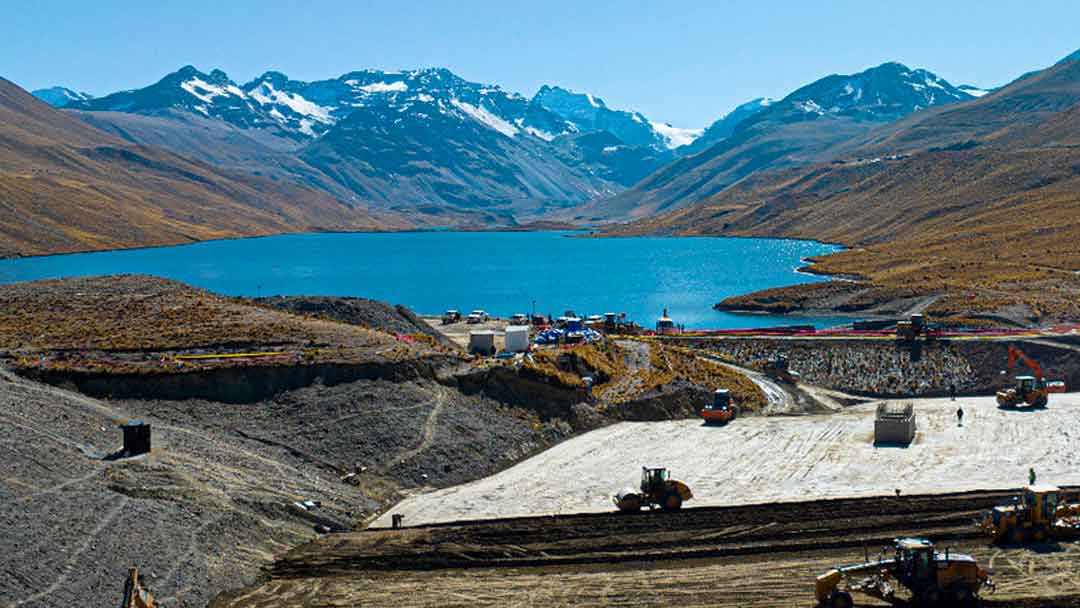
top-left (0, 78), bottom-right (402, 257)
top-left (607, 61), bottom-right (1080, 326)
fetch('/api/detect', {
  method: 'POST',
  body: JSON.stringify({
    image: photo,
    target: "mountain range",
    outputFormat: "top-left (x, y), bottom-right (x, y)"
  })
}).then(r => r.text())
top-left (47, 67), bottom-right (708, 223)
top-left (8, 47), bottom-right (1077, 286)
top-left (0, 78), bottom-right (395, 257)
top-left (32, 60), bottom-right (988, 228)
top-left (563, 61), bottom-right (979, 221)
top-left (606, 51), bottom-right (1080, 325)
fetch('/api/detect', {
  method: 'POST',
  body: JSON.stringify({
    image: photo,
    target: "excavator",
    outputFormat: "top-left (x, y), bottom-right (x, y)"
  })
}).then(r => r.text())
top-left (978, 485), bottom-right (1080, 544)
top-left (120, 567), bottom-right (156, 608)
top-left (816, 538), bottom-right (992, 608)
top-left (996, 345), bottom-right (1063, 408)
top-left (613, 466), bottom-right (693, 512)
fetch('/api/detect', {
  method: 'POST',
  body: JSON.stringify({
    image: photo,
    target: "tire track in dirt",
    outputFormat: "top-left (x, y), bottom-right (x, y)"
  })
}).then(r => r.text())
top-left (379, 388), bottom-right (446, 473)
top-left (12, 497), bottom-right (130, 607)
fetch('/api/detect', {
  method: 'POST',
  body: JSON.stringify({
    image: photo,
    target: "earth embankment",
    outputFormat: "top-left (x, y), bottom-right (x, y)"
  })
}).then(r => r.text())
top-left (213, 486), bottom-right (1080, 608)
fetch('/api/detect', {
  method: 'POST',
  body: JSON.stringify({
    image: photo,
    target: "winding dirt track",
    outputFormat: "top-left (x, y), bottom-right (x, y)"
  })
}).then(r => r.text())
top-left (213, 489), bottom-right (1080, 608)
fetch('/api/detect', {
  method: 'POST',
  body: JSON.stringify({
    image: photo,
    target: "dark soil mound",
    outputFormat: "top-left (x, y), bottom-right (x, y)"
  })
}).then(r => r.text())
top-left (255, 295), bottom-right (455, 347)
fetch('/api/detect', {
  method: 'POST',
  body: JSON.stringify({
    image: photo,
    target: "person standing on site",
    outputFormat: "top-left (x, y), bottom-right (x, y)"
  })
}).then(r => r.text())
top-left (956, 405), bottom-right (964, 427)
top-left (1030, 467), bottom-right (1037, 486)
top-left (950, 383), bottom-right (957, 401)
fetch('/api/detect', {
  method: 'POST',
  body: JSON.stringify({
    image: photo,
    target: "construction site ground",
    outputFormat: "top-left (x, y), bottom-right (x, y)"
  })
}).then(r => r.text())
top-left (214, 488), bottom-right (1080, 608)
top-left (0, 365), bottom-right (564, 608)
top-left (376, 394), bottom-right (1080, 526)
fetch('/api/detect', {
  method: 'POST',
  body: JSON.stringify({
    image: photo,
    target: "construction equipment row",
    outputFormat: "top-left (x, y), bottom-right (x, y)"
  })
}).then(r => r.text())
top-left (816, 485), bottom-right (1080, 607)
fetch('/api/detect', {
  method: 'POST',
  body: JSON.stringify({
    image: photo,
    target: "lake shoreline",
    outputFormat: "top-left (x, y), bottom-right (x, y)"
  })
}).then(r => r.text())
top-left (0, 231), bottom-right (846, 330)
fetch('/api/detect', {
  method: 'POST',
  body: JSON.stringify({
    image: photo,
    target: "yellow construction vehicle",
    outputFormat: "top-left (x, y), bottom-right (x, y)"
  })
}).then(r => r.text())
top-left (896, 314), bottom-right (939, 342)
top-left (996, 346), bottom-right (1052, 408)
top-left (979, 485), bottom-right (1080, 543)
top-left (121, 566), bottom-right (156, 608)
top-left (613, 466), bottom-right (693, 512)
top-left (763, 354), bottom-right (800, 384)
top-left (816, 538), bottom-right (992, 608)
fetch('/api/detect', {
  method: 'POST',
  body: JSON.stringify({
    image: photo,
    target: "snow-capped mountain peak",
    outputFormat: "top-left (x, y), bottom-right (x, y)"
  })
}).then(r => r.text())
top-left (31, 86), bottom-right (94, 108)
top-left (958, 84), bottom-right (992, 98)
top-left (650, 121), bottom-right (703, 149)
top-left (776, 62), bottom-right (973, 121)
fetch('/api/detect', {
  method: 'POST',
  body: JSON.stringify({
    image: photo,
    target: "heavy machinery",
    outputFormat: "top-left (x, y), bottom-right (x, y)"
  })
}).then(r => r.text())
top-left (120, 567), bottom-right (157, 608)
top-left (701, 388), bottom-right (738, 425)
top-left (996, 345), bottom-right (1057, 408)
top-left (979, 485), bottom-right (1080, 543)
top-left (816, 538), bottom-right (992, 608)
top-left (763, 354), bottom-right (800, 384)
top-left (896, 313), bottom-right (941, 342)
top-left (997, 375), bottom-right (1048, 408)
top-left (613, 466), bottom-right (693, 512)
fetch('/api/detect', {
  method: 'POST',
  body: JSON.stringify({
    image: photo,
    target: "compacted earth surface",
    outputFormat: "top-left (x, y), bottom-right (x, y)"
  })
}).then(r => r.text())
top-left (214, 488), bottom-right (1080, 608)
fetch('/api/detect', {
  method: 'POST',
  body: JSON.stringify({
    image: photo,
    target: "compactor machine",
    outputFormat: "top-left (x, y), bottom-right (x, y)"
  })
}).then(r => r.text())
top-left (700, 388), bottom-right (738, 425)
top-left (979, 485), bottom-right (1080, 543)
top-left (763, 354), bottom-right (800, 384)
top-left (614, 466), bottom-right (693, 512)
top-left (816, 538), bottom-right (992, 608)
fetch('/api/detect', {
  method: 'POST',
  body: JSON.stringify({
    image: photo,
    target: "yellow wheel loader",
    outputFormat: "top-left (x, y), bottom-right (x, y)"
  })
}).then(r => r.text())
top-left (816, 538), bottom-right (992, 608)
top-left (996, 346), bottom-right (1055, 408)
top-left (613, 466), bottom-right (693, 512)
top-left (979, 485), bottom-right (1080, 543)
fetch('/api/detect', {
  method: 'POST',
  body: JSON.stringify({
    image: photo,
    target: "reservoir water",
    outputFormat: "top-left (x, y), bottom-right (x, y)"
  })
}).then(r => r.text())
top-left (0, 231), bottom-right (849, 329)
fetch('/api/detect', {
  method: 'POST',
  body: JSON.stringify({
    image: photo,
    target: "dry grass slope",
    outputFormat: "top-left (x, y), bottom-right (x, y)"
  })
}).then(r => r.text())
top-left (607, 61), bottom-right (1080, 326)
top-left (0, 78), bottom-right (400, 258)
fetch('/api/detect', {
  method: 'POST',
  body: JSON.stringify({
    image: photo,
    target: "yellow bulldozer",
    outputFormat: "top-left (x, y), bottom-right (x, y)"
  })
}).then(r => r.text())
top-left (816, 538), bottom-right (992, 608)
top-left (979, 485), bottom-right (1080, 543)
top-left (121, 567), bottom-right (156, 608)
top-left (613, 466), bottom-right (693, 512)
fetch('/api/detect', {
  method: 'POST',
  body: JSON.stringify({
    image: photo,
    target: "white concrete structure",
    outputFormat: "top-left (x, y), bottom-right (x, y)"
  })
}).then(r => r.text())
top-left (504, 325), bottom-right (530, 353)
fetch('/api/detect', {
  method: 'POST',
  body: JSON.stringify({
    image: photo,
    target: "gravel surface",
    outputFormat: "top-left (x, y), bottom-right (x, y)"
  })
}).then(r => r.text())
top-left (0, 366), bottom-right (563, 608)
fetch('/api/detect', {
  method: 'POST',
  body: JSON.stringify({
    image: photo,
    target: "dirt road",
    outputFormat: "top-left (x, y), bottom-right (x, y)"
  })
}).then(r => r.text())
top-left (375, 394), bottom-right (1080, 527)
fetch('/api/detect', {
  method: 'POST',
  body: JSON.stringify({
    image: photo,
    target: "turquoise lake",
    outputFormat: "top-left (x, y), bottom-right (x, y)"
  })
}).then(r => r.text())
top-left (0, 231), bottom-right (850, 329)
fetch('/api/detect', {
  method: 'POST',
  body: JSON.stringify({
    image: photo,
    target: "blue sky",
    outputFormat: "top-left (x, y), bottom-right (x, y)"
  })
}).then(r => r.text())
top-left (5, 1), bottom-right (1078, 127)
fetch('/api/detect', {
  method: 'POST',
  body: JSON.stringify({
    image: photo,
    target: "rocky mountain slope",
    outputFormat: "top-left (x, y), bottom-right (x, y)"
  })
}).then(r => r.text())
top-left (0, 78), bottom-right (395, 257)
top-left (567, 62), bottom-right (976, 222)
top-left (675, 97), bottom-right (774, 157)
top-left (610, 53), bottom-right (1080, 326)
top-left (63, 67), bottom-right (699, 223)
